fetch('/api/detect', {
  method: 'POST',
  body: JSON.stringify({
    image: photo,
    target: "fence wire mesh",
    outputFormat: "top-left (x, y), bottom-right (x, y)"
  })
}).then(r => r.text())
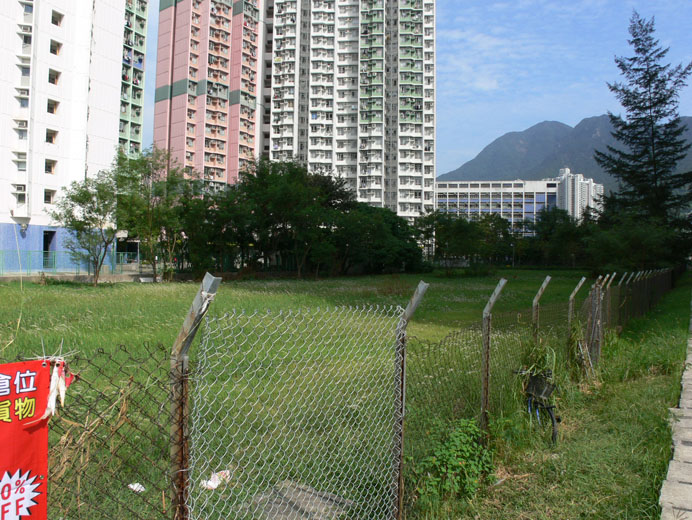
top-left (0, 343), bottom-right (173, 520)
top-left (0, 268), bottom-right (680, 519)
top-left (406, 325), bottom-right (483, 460)
top-left (187, 305), bottom-right (405, 520)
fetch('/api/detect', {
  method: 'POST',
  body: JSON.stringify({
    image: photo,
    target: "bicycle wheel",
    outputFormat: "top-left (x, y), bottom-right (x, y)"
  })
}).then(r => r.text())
top-left (546, 407), bottom-right (558, 445)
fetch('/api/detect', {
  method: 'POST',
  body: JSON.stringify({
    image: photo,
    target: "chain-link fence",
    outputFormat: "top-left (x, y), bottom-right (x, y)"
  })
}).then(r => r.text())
top-left (187, 305), bottom-right (406, 520)
top-left (0, 268), bottom-right (681, 519)
top-left (0, 343), bottom-right (173, 519)
top-left (403, 268), bottom-right (680, 511)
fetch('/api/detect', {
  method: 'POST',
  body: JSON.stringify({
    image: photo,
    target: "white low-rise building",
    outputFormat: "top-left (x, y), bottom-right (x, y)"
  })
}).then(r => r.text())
top-left (435, 169), bottom-right (604, 233)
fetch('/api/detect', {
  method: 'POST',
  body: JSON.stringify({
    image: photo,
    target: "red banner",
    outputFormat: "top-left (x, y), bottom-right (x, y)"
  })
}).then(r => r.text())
top-left (0, 361), bottom-right (50, 519)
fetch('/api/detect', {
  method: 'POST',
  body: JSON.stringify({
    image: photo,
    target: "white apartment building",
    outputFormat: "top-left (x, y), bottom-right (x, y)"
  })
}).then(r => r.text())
top-left (435, 170), bottom-right (604, 233)
top-left (270, 0), bottom-right (435, 219)
top-left (1, 0), bottom-right (126, 266)
top-left (556, 168), bottom-right (604, 221)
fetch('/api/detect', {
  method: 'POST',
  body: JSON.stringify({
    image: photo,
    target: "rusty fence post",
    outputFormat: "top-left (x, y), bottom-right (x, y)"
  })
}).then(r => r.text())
top-left (480, 278), bottom-right (507, 440)
top-left (605, 272), bottom-right (616, 329)
top-left (567, 276), bottom-right (586, 333)
top-left (532, 275), bottom-right (552, 343)
top-left (586, 276), bottom-right (602, 366)
top-left (170, 273), bottom-right (221, 520)
top-left (395, 280), bottom-right (429, 520)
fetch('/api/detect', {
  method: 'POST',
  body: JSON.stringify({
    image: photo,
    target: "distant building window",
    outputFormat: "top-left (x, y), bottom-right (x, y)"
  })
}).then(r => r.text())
top-left (21, 66), bottom-right (30, 76)
top-left (24, 4), bottom-right (33, 14)
top-left (17, 161), bottom-right (27, 172)
top-left (47, 99), bottom-right (59, 113)
top-left (51, 11), bottom-right (63, 26)
top-left (44, 190), bottom-right (56, 205)
top-left (19, 98), bottom-right (29, 108)
top-left (50, 40), bottom-right (62, 55)
top-left (17, 129), bottom-right (27, 140)
top-left (45, 159), bottom-right (57, 174)
top-left (46, 129), bottom-right (57, 143)
top-left (48, 69), bottom-right (60, 85)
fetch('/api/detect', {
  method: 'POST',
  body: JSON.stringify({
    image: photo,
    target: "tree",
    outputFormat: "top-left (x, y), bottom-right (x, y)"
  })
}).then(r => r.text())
top-left (49, 169), bottom-right (119, 285)
top-left (529, 207), bottom-right (584, 266)
top-left (116, 148), bottom-right (189, 281)
top-left (594, 11), bottom-right (692, 222)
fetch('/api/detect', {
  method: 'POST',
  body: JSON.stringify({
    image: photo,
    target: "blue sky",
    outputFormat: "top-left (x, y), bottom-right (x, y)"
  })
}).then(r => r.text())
top-left (435, 0), bottom-right (692, 175)
top-left (144, 0), bottom-right (692, 176)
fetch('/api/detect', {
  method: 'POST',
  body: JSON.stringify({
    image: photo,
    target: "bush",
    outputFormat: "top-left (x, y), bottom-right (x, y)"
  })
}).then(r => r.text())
top-left (412, 419), bottom-right (493, 511)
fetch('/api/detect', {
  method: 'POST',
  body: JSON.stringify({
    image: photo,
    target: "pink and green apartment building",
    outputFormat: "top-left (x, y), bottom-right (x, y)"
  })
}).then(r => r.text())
top-left (154, 0), bottom-right (271, 186)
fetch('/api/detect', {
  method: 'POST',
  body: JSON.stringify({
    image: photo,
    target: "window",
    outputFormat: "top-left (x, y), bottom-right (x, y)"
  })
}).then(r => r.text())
top-left (14, 185), bottom-right (27, 205)
top-left (44, 190), bottom-right (56, 205)
top-left (21, 66), bottom-right (30, 77)
top-left (50, 40), bottom-right (62, 55)
top-left (24, 4), bottom-right (33, 14)
top-left (48, 69), bottom-right (60, 85)
top-left (46, 129), bottom-right (57, 143)
top-left (51, 10), bottom-right (63, 26)
top-left (17, 129), bottom-right (27, 140)
top-left (17, 161), bottom-right (27, 172)
top-left (45, 159), bottom-right (56, 174)
top-left (47, 99), bottom-right (58, 113)
top-left (19, 98), bottom-right (28, 108)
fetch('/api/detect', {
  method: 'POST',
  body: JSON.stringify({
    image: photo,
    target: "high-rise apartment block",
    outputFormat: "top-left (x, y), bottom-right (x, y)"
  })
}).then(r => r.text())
top-left (155, 0), bottom-right (436, 218)
top-left (271, 0), bottom-right (436, 218)
top-left (1, 0), bottom-right (140, 259)
top-left (154, 0), bottom-right (270, 185)
top-left (556, 168), bottom-right (604, 221)
top-left (121, 0), bottom-right (150, 156)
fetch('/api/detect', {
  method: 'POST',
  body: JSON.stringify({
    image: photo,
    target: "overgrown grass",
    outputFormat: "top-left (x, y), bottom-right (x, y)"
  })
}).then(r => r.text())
top-left (0, 268), bottom-right (678, 519)
top-left (0, 269), bottom-right (588, 357)
top-left (424, 273), bottom-right (690, 519)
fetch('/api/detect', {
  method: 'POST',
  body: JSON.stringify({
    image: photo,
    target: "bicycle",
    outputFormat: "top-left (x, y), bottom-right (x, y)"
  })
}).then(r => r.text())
top-left (517, 369), bottom-right (560, 444)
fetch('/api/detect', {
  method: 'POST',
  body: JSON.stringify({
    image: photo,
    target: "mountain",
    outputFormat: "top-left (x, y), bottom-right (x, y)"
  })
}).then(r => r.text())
top-left (438, 115), bottom-right (692, 192)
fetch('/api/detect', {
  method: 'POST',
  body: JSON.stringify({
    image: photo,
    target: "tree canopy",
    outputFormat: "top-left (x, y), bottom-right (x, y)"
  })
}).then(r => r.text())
top-left (594, 11), bottom-right (692, 222)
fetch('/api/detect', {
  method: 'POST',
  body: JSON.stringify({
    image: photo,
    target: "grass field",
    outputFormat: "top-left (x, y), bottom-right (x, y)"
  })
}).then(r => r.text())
top-left (421, 272), bottom-right (691, 519)
top-left (0, 268), bottom-right (684, 519)
top-left (0, 268), bottom-right (589, 357)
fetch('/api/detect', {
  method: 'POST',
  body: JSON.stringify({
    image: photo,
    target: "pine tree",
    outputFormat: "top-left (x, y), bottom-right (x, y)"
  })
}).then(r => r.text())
top-left (594, 11), bottom-right (692, 222)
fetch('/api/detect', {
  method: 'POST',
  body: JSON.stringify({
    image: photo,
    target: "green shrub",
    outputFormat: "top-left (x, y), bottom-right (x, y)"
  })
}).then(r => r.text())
top-left (412, 419), bottom-right (493, 511)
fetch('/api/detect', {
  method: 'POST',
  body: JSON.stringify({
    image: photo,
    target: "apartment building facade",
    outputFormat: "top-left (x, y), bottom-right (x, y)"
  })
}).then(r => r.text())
top-left (121, 0), bottom-right (150, 156)
top-left (0, 0), bottom-right (129, 263)
top-left (271, 0), bottom-right (436, 219)
top-left (155, 0), bottom-right (436, 218)
top-left (555, 168), bottom-right (604, 221)
top-left (435, 170), bottom-right (604, 234)
top-left (154, 0), bottom-right (271, 186)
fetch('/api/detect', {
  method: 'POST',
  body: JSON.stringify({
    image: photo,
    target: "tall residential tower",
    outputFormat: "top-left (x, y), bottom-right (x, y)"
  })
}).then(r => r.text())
top-left (0, 0), bottom-right (132, 259)
top-left (121, 0), bottom-right (150, 156)
top-left (270, 0), bottom-right (436, 218)
top-left (154, 0), bottom-right (272, 186)
top-left (155, 0), bottom-right (436, 218)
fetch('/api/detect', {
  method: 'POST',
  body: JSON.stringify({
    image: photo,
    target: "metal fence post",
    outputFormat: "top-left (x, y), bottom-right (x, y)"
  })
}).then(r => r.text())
top-left (480, 278), bottom-right (507, 439)
top-left (532, 275), bottom-right (552, 343)
top-left (170, 273), bottom-right (221, 520)
top-left (605, 272), bottom-right (616, 329)
top-left (567, 277), bottom-right (587, 333)
top-left (396, 280), bottom-right (429, 520)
